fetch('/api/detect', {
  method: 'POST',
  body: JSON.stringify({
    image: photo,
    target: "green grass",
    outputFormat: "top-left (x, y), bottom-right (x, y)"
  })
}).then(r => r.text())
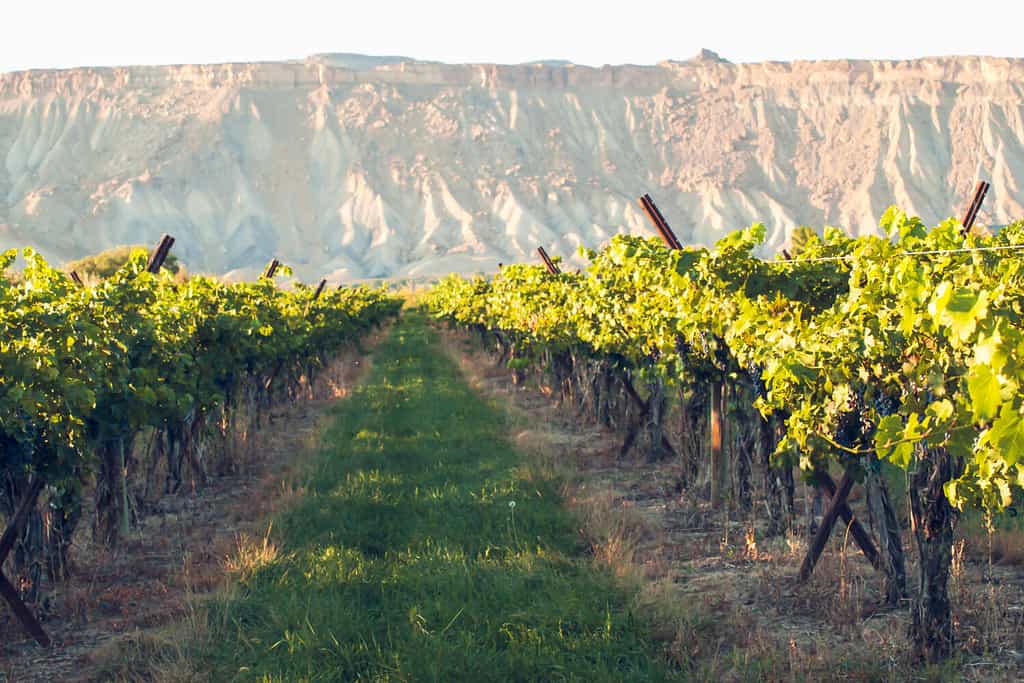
top-left (198, 312), bottom-right (677, 682)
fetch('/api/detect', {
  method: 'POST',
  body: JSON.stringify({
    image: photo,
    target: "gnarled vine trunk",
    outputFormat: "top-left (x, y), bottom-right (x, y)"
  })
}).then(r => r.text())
top-left (863, 453), bottom-right (906, 606)
top-left (761, 414), bottom-right (794, 536)
top-left (94, 436), bottom-right (136, 547)
top-left (908, 445), bottom-right (958, 663)
top-left (677, 385), bottom-right (707, 490)
top-left (42, 483), bottom-right (82, 582)
top-left (732, 387), bottom-right (757, 512)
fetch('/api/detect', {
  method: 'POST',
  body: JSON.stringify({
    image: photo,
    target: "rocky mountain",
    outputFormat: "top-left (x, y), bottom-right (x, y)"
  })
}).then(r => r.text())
top-left (2, 51), bottom-right (1023, 281)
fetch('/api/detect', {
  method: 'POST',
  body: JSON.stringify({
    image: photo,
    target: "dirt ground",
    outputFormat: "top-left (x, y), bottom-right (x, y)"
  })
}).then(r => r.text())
top-left (0, 340), bottom-right (380, 683)
top-left (441, 329), bottom-right (1024, 682)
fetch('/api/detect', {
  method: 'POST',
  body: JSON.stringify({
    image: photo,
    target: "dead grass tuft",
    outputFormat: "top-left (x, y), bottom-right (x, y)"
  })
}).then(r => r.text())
top-left (568, 485), bottom-right (655, 578)
top-left (223, 524), bottom-right (279, 582)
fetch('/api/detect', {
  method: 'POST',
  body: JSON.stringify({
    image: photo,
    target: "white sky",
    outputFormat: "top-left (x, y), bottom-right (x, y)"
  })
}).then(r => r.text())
top-left (4, 0), bottom-right (1024, 74)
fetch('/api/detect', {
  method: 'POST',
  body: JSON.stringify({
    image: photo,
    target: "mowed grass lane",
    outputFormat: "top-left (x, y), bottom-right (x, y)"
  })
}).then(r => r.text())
top-left (200, 313), bottom-right (675, 681)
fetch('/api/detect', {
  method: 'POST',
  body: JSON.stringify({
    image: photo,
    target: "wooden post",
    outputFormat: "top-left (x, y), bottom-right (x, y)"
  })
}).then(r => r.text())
top-left (0, 574), bottom-right (49, 647)
top-left (639, 194), bottom-right (683, 249)
top-left (710, 381), bottom-right (724, 509)
top-left (0, 478), bottom-right (50, 647)
top-left (269, 277), bottom-right (331, 392)
top-left (959, 179), bottom-right (990, 232)
top-left (305, 279), bottom-right (328, 317)
top-left (537, 247), bottom-right (561, 275)
top-left (119, 438), bottom-right (130, 538)
top-left (638, 194), bottom-right (683, 250)
top-left (145, 234), bottom-right (175, 274)
top-left (312, 279), bottom-right (327, 301)
top-left (68, 270), bottom-right (84, 287)
top-left (263, 259), bottom-right (281, 280)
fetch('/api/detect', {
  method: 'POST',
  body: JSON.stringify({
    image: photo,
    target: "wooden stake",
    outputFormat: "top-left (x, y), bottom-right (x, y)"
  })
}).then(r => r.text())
top-left (68, 270), bottom-right (84, 287)
top-left (959, 179), bottom-right (990, 232)
top-left (312, 279), bottom-right (327, 301)
top-left (145, 234), bottom-right (175, 274)
top-left (263, 259), bottom-right (281, 280)
top-left (0, 480), bottom-right (44, 565)
top-left (0, 573), bottom-right (50, 647)
top-left (537, 247), bottom-right (561, 274)
top-left (639, 194), bottom-right (683, 250)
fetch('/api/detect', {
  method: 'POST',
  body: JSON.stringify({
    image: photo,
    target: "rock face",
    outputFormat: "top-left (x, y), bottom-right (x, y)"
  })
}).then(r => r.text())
top-left (2, 53), bottom-right (1023, 280)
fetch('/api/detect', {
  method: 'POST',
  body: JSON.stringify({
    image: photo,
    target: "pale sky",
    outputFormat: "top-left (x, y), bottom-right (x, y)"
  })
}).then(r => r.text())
top-left (5, 0), bottom-right (1024, 74)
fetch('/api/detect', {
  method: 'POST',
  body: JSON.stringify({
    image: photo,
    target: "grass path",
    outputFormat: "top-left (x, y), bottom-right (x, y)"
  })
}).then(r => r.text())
top-left (197, 312), bottom-right (675, 682)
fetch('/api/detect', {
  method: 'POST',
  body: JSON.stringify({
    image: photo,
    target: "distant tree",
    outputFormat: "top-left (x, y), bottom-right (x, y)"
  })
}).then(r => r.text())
top-left (789, 226), bottom-right (818, 257)
top-left (64, 245), bottom-right (181, 280)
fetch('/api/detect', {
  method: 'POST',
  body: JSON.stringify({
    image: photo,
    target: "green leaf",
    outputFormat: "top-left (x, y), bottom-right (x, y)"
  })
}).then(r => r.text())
top-left (927, 399), bottom-right (955, 422)
top-left (875, 415), bottom-right (913, 469)
top-left (947, 427), bottom-right (975, 461)
top-left (987, 406), bottom-right (1024, 467)
top-left (946, 288), bottom-right (988, 342)
top-left (673, 251), bottom-right (701, 276)
top-left (944, 479), bottom-right (964, 509)
top-left (996, 479), bottom-right (1013, 509)
top-left (967, 365), bottom-right (1002, 422)
top-left (889, 442), bottom-right (914, 469)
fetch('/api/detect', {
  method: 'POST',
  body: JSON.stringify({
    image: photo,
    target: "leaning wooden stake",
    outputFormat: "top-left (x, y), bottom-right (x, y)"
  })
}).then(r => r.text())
top-left (145, 234), bottom-right (176, 274)
top-left (959, 179), bottom-right (990, 232)
top-left (312, 279), bottom-right (327, 301)
top-left (639, 194), bottom-right (720, 498)
top-left (68, 270), bottom-right (84, 287)
top-left (537, 247), bottom-right (561, 275)
top-left (305, 279), bottom-right (328, 316)
top-left (263, 258), bottom-right (281, 280)
top-left (0, 478), bottom-right (50, 647)
top-left (269, 277), bottom-right (330, 391)
top-left (639, 194), bottom-right (683, 250)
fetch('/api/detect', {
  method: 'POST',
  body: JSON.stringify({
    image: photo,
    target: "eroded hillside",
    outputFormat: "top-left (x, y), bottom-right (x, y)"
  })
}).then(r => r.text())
top-left (2, 52), bottom-right (1023, 279)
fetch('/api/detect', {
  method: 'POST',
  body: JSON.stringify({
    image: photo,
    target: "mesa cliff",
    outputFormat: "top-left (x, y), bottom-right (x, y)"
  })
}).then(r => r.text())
top-left (2, 52), bottom-right (1023, 280)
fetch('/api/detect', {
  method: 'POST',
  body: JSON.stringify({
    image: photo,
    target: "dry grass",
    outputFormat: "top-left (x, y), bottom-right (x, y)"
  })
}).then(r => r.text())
top-left (222, 523), bottom-right (279, 582)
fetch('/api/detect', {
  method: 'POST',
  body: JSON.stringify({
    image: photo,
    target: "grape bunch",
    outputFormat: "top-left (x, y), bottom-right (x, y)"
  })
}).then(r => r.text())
top-left (746, 363), bottom-right (767, 400)
top-left (834, 410), bottom-right (861, 449)
top-left (834, 390), bottom-right (866, 448)
top-left (873, 391), bottom-right (900, 417)
top-left (675, 335), bottom-right (692, 356)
